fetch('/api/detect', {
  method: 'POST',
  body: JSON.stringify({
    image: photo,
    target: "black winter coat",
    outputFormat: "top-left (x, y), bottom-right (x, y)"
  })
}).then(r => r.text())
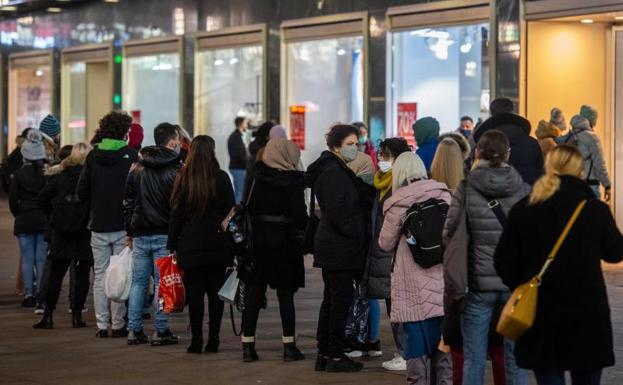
top-left (474, 113), bottom-right (544, 185)
top-left (227, 130), bottom-right (247, 170)
top-left (77, 145), bottom-right (138, 232)
top-left (247, 162), bottom-right (308, 289)
top-left (1, 147), bottom-right (23, 193)
top-left (494, 176), bottom-right (623, 371)
top-left (9, 162), bottom-right (47, 235)
top-left (362, 193), bottom-right (393, 299)
top-left (167, 169), bottom-right (235, 270)
top-left (305, 151), bottom-right (367, 271)
top-left (124, 146), bottom-right (182, 236)
top-left (37, 165), bottom-right (93, 261)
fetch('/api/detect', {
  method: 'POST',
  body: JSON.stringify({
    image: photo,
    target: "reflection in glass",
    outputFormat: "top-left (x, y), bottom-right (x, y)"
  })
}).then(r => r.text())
top-left (196, 45), bottom-right (263, 169)
top-left (66, 62), bottom-right (87, 144)
top-left (124, 53), bottom-right (180, 145)
top-left (388, 23), bottom-right (490, 136)
top-left (285, 36), bottom-right (364, 167)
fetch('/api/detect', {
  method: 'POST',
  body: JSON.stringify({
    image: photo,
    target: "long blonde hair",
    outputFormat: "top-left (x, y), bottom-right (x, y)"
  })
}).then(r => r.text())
top-left (430, 138), bottom-right (464, 190)
top-left (529, 145), bottom-right (584, 204)
top-left (392, 152), bottom-right (427, 192)
top-left (60, 142), bottom-right (90, 170)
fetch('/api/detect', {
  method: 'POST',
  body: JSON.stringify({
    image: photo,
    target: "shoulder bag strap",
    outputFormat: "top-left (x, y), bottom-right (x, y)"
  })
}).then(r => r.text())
top-left (535, 200), bottom-right (587, 283)
top-left (243, 178), bottom-right (256, 207)
top-left (468, 181), bottom-right (507, 227)
top-left (309, 186), bottom-right (316, 217)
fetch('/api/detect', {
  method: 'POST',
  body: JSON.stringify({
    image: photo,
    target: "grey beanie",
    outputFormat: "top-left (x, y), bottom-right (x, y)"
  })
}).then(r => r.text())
top-left (20, 129), bottom-right (47, 161)
top-left (570, 115), bottom-right (591, 132)
top-left (550, 108), bottom-right (567, 131)
top-left (579, 105), bottom-right (598, 127)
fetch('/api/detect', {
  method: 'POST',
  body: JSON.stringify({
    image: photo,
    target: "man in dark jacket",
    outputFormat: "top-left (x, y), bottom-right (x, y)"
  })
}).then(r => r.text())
top-left (473, 98), bottom-right (544, 185)
top-left (227, 116), bottom-right (248, 203)
top-left (123, 122), bottom-right (182, 346)
top-left (77, 111), bottom-right (138, 338)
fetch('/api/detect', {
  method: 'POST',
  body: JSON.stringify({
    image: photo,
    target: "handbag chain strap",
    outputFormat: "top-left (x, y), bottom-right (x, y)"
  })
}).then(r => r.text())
top-left (534, 200), bottom-right (587, 284)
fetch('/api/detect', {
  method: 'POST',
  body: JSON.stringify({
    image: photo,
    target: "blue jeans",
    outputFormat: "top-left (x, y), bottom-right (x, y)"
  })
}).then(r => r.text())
top-left (229, 168), bottom-right (246, 203)
top-left (535, 368), bottom-right (602, 385)
top-left (17, 233), bottom-right (47, 298)
top-left (367, 299), bottom-right (381, 342)
top-left (128, 235), bottom-right (169, 333)
top-left (461, 291), bottom-right (528, 385)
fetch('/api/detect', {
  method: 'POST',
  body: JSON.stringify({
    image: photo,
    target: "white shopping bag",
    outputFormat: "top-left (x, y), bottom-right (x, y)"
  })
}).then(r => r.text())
top-left (217, 269), bottom-right (239, 304)
top-left (104, 246), bottom-right (133, 302)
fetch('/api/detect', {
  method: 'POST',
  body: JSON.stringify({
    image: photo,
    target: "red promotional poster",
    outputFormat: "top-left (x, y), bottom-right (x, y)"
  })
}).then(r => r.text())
top-left (397, 103), bottom-right (417, 147)
top-left (289, 105), bottom-right (305, 150)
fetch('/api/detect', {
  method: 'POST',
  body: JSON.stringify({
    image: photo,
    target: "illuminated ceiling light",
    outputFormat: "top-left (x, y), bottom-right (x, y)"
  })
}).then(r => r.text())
top-left (336, 48), bottom-right (346, 56)
top-left (615, 16), bottom-right (623, 20)
top-left (214, 59), bottom-right (224, 66)
top-left (229, 57), bottom-right (239, 64)
top-left (57, 0), bottom-right (71, 2)
top-left (354, 48), bottom-right (361, 54)
top-left (104, 0), bottom-right (119, 3)
top-left (0, 6), bottom-right (17, 11)
top-left (460, 42), bottom-right (472, 53)
top-left (47, 7), bottom-right (62, 12)
top-left (580, 19), bottom-right (594, 24)
top-left (35, 70), bottom-right (44, 77)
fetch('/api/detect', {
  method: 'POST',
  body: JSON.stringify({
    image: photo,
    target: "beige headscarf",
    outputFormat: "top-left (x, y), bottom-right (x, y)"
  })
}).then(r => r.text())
top-left (263, 138), bottom-right (301, 171)
top-left (347, 151), bottom-right (375, 176)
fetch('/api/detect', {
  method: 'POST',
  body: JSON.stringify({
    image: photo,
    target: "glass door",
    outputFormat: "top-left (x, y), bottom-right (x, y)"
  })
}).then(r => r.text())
top-left (614, 28), bottom-right (623, 225)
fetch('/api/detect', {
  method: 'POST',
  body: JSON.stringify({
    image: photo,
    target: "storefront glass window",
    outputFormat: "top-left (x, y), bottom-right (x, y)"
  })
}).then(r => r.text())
top-left (66, 62), bottom-right (87, 144)
top-left (124, 53), bottom-right (180, 145)
top-left (388, 23), bottom-right (490, 138)
top-left (285, 36), bottom-right (364, 167)
top-left (12, 65), bottom-right (52, 139)
top-left (196, 45), bottom-right (263, 169)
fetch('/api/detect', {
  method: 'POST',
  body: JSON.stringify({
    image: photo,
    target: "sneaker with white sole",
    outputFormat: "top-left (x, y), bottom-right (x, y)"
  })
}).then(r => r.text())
top-left (34, 303), bottom-right (45, 315)
top-left (345, 350), bottom-right (363, 358)
top-left (382, 354), bottom-right (407, 371)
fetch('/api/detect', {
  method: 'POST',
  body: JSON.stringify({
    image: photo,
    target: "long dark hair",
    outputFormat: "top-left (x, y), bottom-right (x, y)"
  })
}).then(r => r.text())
top-left (171, 135), bottom-right (220, 217)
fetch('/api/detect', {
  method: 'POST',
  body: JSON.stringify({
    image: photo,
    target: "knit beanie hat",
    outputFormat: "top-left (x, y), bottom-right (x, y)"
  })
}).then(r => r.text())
top-left (550, 108), bottom-right (567, 131)
top-left (412, 117), bottom-right (440, 145)
top-left (579, 105), bottom-right (598, 127)
top-left (570, 114), bottom-right (591, 131)
top-left (20, 129), bottom-right (47, 161)
top-left (128, 123), bottom-right (144, 149)
top-left (39, 114), bottom-right (60, 138)
top-left (489, 98), bottom-right (514, 115)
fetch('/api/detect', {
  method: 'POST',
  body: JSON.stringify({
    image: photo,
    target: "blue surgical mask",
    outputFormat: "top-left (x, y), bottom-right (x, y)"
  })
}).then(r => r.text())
top-left (340, 144), bottom-right (358, 162)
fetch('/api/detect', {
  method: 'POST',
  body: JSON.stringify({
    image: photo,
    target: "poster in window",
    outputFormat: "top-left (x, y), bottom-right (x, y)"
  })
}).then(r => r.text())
top-left (289, 105), bottom-right (305, 150)
top-left (397, 103), bottom-right (417, 148)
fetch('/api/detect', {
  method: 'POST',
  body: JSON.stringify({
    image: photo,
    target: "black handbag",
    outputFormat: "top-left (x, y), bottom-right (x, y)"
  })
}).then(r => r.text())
top-left (301, 187), bottom-right (319, 254)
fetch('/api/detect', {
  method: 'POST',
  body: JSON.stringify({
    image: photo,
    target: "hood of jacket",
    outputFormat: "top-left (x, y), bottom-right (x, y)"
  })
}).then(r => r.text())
top-left (440, 132), bottom-right (471, 160)
top-left (305, 150), bottom-right (350, 187)
top-left (255, 161), bottom-right (305, 188)
top-left (536, 121), bottom-right (562, 140)
top-left (92, 144), bottom-right (135, 167)
top-left (139, 145), bottom-right (181, 169)
top-left (383, 179), bottom-right (449, 215)
top-left (474, 113), bottom-right (531, 144)
top-left (468, 161), bottom-right (526, 198)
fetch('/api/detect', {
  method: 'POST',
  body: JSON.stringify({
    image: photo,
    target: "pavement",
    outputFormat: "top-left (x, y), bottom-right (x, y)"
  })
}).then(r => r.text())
top-left (0, 198), bottom-right (622, 385)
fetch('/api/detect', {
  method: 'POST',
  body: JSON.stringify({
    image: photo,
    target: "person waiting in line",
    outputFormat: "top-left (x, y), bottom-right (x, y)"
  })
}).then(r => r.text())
top-left (456, 116), bottom-right (474, 139)
top-left (412, 117), bottom-right (441, 173)
top-left (473, 98), bottom-right (544, 185)
top-left (378, 152), bottom-right (452, 385)
top-left (353, 121), bottom-right (378, 170)
top-left (557, 110), bottom-right (611, 201)
top-left (33, 143), bottom-right (93, 329)
top-left (443, 130), bottom-right (530, 385)
top-left (494, 145), bottom-right (623, 385)
top-left (9, 130), bottom-right (49, 309)
top-left (536, 120), bottom-right (562, 157)
top-left (228, 116), bottom-right (249, 203)
top-left (305, 124), bottom-right (368, 373)
top-left (123, 123), bottom-right (183, 346)
top-left (269, 124), bottom-right (287, 140)
top-left (439, 132), bottom-right (472, 175)
top-left (39, 114), bottom-right (61, 164)
top-left (245, 121), bottom-right (275, 197)
top-left (128, 123), bottom-right (144, 152)
top-left (241, 138), bottom-right (308, 363)
top-left (77, 111), bottom-right (138, 338)
top-left (168, 135), bottom-right (235, 354)
top-left (430, 138), bottom-right (465, 191)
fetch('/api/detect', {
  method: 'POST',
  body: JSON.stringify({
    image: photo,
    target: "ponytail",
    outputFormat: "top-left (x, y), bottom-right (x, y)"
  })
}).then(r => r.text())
top-left (528, 144), bottom-right (584, 205)
top-left (529, 174), bottom-right (561, 204)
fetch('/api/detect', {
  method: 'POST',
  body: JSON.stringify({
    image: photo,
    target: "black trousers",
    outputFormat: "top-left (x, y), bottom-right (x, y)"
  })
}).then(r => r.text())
top-left (316, 269), bottom-right (357, 357)
top-left (45, 259), bottom-right (92, 312)
top-left (242, 283), bottom-right (296, 338)
top-left (183, 266), bottom-right (226, 342)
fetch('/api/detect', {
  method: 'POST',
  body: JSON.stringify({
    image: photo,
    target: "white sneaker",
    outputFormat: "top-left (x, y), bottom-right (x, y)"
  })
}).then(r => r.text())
top-left (34, 305), bottom-right (44, 315)
top-left (382, 354), bottom-right (407, 371)
top-left (346, 350), bottom-right (363, 358)
top-left (67, 308), bottom-right (89, 314)
top-left (367, 349), bottom-right (383, 358)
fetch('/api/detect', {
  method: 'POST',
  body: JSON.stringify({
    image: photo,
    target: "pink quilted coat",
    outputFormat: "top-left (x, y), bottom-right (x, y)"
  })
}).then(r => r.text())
top-left (379, 179), bottom-right (450, 323)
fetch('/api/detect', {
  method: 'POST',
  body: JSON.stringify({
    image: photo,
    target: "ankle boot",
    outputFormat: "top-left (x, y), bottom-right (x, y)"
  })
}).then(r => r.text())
top-left (283, 342), bottom-right (305, 362)
top-left (33, 311), bottom-right (53, 329)
top-left (72, 311), bottom-right (87, 328)
top-left (187, 337), bottom-right (203, 354)
top-left (205, 335), bottom-right (219, 353)
top-left (242, 342), bottom-right (259, 362)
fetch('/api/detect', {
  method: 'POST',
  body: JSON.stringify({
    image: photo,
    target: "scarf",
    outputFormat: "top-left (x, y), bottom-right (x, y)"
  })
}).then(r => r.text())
top-left (263, 138), bottom-right (300, 171)
top-left (374, 170), bottom-right (393, 201)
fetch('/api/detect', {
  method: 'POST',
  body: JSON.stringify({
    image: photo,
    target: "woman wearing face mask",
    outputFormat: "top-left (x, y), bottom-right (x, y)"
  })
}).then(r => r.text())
top-left (353, 122), bottom-right (378, 170)
top-left (305, 124), bottom-right (368, 373)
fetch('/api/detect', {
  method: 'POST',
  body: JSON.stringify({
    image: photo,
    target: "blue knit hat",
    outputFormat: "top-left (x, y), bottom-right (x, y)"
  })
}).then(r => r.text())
top-left (39, 114), bottom-right (60, 138)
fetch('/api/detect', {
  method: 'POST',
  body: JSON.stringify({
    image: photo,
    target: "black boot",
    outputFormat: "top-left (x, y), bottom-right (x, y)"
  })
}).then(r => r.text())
top-left (187, 337), bottom-right (203, 354)
top-left (33, 311), bottom-right (53, 329)
top-left (243, 342), bottom-right (259, 362)
top-left (315, 354), bottom-right (328, 371)
top-left (72, 311), bottom-right (86, 328)
top-left (325, 354), bottom-right (364, 372)
top-left (283, 342), bottom-right (305, 362)
top-left (205, 336), bottom-right (219, 353)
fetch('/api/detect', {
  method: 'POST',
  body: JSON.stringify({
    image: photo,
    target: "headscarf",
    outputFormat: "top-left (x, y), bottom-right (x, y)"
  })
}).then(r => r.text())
top-left (347, 151), bottom-right (375, 185)
top-left (269, 125), bottom-right (287, 140)
top-left (263, 138), bottom-right (300, 171)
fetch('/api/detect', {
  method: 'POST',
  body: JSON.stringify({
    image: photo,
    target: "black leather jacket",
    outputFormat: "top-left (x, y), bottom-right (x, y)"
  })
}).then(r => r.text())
top-left (123, 146), bottom-right (182, 237)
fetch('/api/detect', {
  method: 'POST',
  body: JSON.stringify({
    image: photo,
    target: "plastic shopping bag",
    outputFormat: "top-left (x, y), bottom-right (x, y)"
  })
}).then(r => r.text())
top-left (156, 255), bottom-right (185, 313)
top-left (218, 269), bottom-right (239, 305)
top-left (345, 283), bottom-right (369, 346)
top-left (104, 246), bottom-right (133, 302)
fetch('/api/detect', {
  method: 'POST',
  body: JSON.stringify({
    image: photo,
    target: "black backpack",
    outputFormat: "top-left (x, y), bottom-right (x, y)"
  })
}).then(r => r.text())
top-left (401, 198), bottom-right (449, 268)
top-left (50, 178), bottom-right (90, 235)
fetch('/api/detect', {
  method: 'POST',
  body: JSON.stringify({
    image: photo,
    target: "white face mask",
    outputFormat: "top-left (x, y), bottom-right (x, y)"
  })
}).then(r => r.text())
top-left (378, 160), bottom-right (392, 173)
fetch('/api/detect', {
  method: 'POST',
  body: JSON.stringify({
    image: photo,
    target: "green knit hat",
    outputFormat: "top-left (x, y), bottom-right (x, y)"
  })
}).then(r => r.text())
top-left (579, 105), bottom-right (597, 128)
top-left (412, 117), bottom-right (440, 145)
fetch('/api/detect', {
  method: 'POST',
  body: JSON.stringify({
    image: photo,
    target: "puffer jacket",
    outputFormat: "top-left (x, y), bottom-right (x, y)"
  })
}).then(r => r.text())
top-left (448, 161), bottom-right (531, 292)
top-left (557, 128), bottom-right (611, 189)
top-left (379, 179), bottom-right (450, 323)
top-left (123, 146), bottom-right (182, 236)
top-left (9, 162), bottom-right (47, 235)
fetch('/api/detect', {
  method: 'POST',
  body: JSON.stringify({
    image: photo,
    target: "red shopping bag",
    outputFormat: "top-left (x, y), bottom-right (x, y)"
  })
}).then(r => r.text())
top-left (156, 255), bottom-right (185, 313)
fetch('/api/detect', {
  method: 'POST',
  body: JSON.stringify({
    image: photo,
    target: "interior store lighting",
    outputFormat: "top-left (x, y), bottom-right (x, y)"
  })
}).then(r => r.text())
top-left (0, 6), bottom-right (17, 11)
top-left (336, 48), bottom-right (346, 56)
top-left (460, 42), bottom-right (472, 53)
top-left (48, 7), bottom-right (62, 12)
top-left (615, 16), bottom-right (623, 20)
top-left (229, 57), bottom-right (239, 64)
top-left (214, 59), bottom-right (224, 66)
top-left (580, 19), bottom-right (594, 24)
top-left (104, 0), bottom-right (119, 3)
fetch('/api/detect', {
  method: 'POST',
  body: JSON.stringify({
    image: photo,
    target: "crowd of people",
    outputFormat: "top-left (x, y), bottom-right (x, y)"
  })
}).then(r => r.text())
top-left (1, 96), bottom-right (623, 385)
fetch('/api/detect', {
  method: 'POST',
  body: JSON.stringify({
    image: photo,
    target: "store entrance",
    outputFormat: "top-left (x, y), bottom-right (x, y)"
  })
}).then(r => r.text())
top-left (525, 13), bottom-right (623, 224)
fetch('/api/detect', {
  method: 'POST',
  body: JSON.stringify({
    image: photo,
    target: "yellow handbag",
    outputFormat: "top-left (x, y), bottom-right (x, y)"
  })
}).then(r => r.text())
top-left (496, 200), bottom-right (586, 341)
